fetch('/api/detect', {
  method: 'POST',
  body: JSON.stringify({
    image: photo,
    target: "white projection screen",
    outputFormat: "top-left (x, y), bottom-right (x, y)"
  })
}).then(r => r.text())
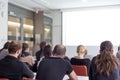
top-left (62, 7), bottom-right (120, 46)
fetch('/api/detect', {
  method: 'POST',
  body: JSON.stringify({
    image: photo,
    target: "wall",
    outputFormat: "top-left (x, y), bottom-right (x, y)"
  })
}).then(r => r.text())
top-left (8, 3), bottom-right (34, 18)
top-left (0, 0), bottom-right (8, 48)
top-left (44, 10), bottom-right (118, 59)
top-left (48, 11), bottom-right (62, 46)
top-left (66, 46), bottom-right (117, 59)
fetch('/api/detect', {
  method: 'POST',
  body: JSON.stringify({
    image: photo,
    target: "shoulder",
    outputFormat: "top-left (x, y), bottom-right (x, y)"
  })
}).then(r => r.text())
top-left (0, 49), bottom-right (8, 54)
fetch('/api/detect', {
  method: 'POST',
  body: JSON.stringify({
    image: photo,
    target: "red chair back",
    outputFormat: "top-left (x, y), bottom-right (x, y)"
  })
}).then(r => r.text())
top-left (0, 78), bottom-right (9, 80)
top-left (72, 65), bottom-right (88, 76)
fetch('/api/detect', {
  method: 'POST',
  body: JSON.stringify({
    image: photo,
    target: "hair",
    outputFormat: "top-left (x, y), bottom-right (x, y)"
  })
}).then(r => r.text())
top-left (8, 40), bottom-right (22, 54)
top-left (39, 41), bottom-right (47, 50)
top-left (43, 44), bottom-right (52, 57)
top-left (53, 44), bottom-right (66, 55)
top-left (0, 42), bottom-right (10, 52)
top-left (95, 40), bottom-right (120, 77)
top-left (118, 45), bottom-right (120, 51)
top-left (22, 43), bottom-right (29, 52)
top-left (77, 45), bottom-right (87, 55)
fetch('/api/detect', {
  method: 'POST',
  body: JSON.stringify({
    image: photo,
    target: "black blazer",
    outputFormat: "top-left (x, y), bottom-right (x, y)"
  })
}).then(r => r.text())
top-left (0, 55), bottom-right (34, 80)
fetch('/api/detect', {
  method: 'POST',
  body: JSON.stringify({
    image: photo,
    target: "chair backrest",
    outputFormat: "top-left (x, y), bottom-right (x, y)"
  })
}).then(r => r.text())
top-left (72, 65), bottom-right (88, 76)
top-left (0, 78), bottom-right (9, 80)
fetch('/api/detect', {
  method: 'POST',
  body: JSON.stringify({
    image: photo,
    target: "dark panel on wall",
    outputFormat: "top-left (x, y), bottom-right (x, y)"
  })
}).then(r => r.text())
top-left (8, 3), bottom-right (34, 19)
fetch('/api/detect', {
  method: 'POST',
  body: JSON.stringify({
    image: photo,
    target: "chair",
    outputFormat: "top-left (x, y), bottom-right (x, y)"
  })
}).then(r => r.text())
top-left (72, 65), bottom-right (88, 76)
top-left (0, 78), bottom-right (9, 80)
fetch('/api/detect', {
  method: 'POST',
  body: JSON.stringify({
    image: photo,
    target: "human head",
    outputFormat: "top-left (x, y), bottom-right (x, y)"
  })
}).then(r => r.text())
top-left (43, 44), bottom-right (52, 57)
top-left (53, 44), bottom-right (66, 57)
top-left (3, 42), bottom-right (10, 49)
top-left (22, 43), bottom-right (29, 52)
top-left (8, 40), bottom-right (22, 54)
top-left (95, 40), bottom-right (119, 77)
top-left (118, 45), bottom-right (120, 51)
top-left (100, 40), bottom-right (113, 54)
top-left (39, 41), bottom-right (47, 50)
top-left (77, 45), bottom-right (87, 55)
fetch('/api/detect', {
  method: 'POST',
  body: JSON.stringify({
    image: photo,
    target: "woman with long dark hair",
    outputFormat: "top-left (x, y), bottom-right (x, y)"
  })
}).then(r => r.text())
top-left (89, 41), bottom-right (120, 80)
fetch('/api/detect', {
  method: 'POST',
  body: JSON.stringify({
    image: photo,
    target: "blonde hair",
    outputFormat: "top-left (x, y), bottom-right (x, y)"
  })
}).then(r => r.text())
top-left (77, 45), bottom-right (87, 55)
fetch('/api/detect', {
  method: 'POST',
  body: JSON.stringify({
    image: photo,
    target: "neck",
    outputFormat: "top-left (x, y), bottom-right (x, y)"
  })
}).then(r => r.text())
top-left (77, 54), bottom-right (84, 59)
top-left (8, 53), bottom-right (18, 58)
top-left (53, 54), bottom-right (65, 58)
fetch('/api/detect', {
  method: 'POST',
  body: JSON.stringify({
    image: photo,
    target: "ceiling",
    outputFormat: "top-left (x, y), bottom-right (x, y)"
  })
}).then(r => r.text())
top-left (9, 0), bottom-right (120, 11)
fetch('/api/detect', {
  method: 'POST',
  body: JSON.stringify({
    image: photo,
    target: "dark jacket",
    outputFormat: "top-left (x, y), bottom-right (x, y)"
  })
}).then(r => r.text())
top-left (0, 55), bottom-right (34, 80)
top-left (89, 56), bottom-right (120, 80)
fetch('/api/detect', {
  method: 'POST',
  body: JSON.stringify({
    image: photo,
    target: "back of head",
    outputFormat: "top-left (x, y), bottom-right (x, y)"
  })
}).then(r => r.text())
top-left (0, 42), bottom-right (10, 52)
top-left (40, 41), bottom-right (47, 50)
top-left (3, 42), bottom-right (10, 49)
top-left (22, 43), bottom-right (29, 52)
top-left (95, 40), bottom-right (120, 77)
top-left (77, 45), bottom-right (87, 55)
top-left (100, 40), bottom-right (113, 54)
top-left (8, 40), bottom-right (22, 54)
top-left (53, 44), bottom-right (66, 56)
top-left (118, 45), bottom-right (120, 51)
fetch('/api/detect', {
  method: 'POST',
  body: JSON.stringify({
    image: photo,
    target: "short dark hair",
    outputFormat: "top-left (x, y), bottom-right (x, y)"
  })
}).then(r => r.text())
top-left (40, 41), bottom-right (47, 50)
top-left (53, 44), bottom-right (66, 55)
top-left (0, 42), bottom-right (10, 52)
top-left (3, 42), bottom-right (10, 49)
top-left (22, 43), bottom-right (29, 52)
top-left (8, 40), bottom-right (22, 54)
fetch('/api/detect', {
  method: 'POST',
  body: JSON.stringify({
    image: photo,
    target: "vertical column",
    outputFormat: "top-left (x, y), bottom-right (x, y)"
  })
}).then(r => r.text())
top-left (34, 11), bottom-right (44, 54)
top-left (0, 0), bottom-right (8, 48)
top-left (51, 11), bottom-right (62, 46)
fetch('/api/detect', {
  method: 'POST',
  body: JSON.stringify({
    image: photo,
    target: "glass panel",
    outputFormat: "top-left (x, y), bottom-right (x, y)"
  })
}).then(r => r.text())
top-left (23, 18), bottom-right (34, 54)
top-left (44, 25), bottom-right (52, 43)
top-left (44, 16), bottom-right (52, 44)
top-left (8, 16), bottom-right (20, 41)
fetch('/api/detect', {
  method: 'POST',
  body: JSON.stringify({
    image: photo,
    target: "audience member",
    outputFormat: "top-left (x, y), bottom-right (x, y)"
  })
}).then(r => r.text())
top-left (37, 44), bottom-right (52, 67)
top-left (70, 45), bottom-right (91, 73)
top-left (20, 43), bottom-right (35, 70)
top-left (0, 40), bottom-right (34, 80)
top-left (0, 42), bottom-right (10, 60)
top-left (116, 45), bottom-right (120, 61)
top-left (35, 41), bottom-right (47, 62)
top-left (89, 40), bottom-right (120, 80)
top-left (36, 44), bottom-right (78, 80)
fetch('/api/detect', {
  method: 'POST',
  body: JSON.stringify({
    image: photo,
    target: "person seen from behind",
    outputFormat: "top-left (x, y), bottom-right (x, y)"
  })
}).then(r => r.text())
top-left (0, 41), bottom-right (10, 60)
top-left (89, 40), bottom-right (120, 80)
top-left (0, 40), bottom-right (34, 80)
top-left (35, 41), bottom-right (47, 62)
top-left (116, 45), bottom-right (120, 61)
top-left (36, 44), bottom-right (78, 80)
top-left (70, 45), bottom-right (91, 74)
top-left (37, 44), bottom-right (52, 68)
top-left (20, 43), bottom-right (35, 70)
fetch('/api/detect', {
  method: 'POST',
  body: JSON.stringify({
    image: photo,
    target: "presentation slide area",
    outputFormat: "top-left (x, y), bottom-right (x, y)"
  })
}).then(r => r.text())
top-left (62, 7), bottom-right (120, 57)
top-left (62, 8), bottom-right (120, 46)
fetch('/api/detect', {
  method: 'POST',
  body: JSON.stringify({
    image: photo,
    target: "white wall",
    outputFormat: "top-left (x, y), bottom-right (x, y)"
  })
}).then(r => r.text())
top-left (66, 46), bottom-right (118, 59)
top-left (44, 10), bottom-right (118, 59)
top-left (46, 10), bottom-right (62, 46)
top-left (0, 0), bottom-right (8, 48)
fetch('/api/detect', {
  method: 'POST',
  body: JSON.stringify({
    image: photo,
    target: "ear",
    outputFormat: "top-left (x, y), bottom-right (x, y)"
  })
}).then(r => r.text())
top-left (16, 49), bottom-right (22, 55)
top-left (77, 50), bottom-right (79, 53)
